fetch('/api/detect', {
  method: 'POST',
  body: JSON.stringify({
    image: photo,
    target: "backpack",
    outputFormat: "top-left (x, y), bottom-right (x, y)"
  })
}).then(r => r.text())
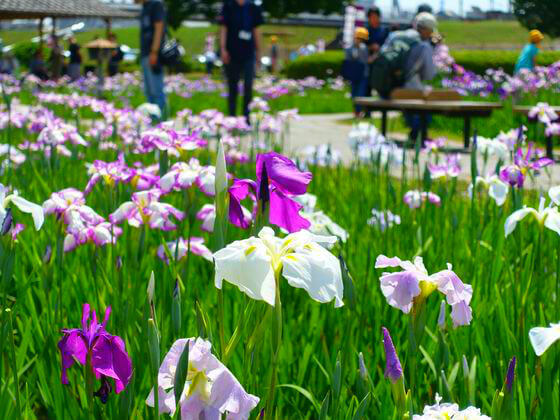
top-left (370, 30), bottom-right (420, 98)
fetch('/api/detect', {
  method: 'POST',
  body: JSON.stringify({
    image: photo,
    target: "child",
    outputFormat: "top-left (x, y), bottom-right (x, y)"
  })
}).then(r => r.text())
top-left (515, 30), bottom-right (544, 73)
top-left (270, 35), bottom-right (279, 73)
top-left (344, 27), bottom-right (370, 118)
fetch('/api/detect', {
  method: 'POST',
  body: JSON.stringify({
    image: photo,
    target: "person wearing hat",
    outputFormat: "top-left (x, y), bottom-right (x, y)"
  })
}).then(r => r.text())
top-left (395, 12), bottom-right (438, 141)
top-left (270, 35), bottom-right (279, 74)
top-left (345, 27), bottom-right (370, 118)
top-left (515, 30), bottom-right (544, 73)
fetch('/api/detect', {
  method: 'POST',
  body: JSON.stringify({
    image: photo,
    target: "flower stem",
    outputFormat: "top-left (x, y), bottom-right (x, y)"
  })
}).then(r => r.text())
top-left (264, 280), bottom-right (282, 420)
top-left (217, 288), bottom-right (226, 357)
top-left (85, 355), bottom-right (95, 420)
top-left (7, 309), bottom-right (22, 420)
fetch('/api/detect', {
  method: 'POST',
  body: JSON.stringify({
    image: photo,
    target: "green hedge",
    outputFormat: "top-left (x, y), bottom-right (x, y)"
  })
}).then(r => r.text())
top-left (451, 50), bottom-right (560, 74)
top-left (282, 49), bottom-right (560, 79)
top-left (283, 51), bottom-right (344, 79)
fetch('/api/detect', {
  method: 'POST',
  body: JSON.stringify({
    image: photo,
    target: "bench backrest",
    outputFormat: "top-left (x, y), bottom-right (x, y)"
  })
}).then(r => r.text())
top-left (390, 88), bottom-right (424, 100)
top-left (390, 88), bottom-right (462, 101)
top-left (425, 89), bottom-right (462, 101)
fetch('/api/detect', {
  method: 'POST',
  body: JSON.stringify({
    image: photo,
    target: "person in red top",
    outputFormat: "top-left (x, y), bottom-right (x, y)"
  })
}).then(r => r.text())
top-left (219, 0), bottom-right (264, 121)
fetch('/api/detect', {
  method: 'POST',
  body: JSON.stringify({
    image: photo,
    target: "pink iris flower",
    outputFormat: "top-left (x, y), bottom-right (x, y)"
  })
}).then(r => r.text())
top-left (375, 255), bottom-right (473, 327)
top-left (229, 152), bottom-right (312, 233)
top-left (428, 154), bottom-right (461, 179)
top-left (158, 159), bottom-right (216, 197)
top-left (43, 188), bottom-right (86, 216)
top-left (109, 189), bottom-right (184, 231)
top-left (85, 154), bottom-right (134, 195)
top-left (58, 304), bottom-right (132, 402)
top-left (62, 205), bottom-right (122, 252)
top-left (403, 190), bottom-right (441, 209)
top-left (157, 237), bottom-right (213, 263)
top-left (499, 142), bottom-right (554, 188)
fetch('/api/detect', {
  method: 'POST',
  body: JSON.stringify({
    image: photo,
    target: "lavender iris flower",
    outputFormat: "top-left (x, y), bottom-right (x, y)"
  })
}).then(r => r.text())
top-left (58, 303), bottom-right (132, 400)
top-left (375, 255), bottom-right (473, 327)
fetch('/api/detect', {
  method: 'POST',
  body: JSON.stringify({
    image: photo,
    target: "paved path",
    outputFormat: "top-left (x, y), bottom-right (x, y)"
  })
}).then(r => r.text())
top-left (289, 113), bottom-right (560, 188)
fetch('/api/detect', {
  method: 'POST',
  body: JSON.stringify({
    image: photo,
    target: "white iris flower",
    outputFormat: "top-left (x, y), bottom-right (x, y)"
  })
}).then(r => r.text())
top-left (214, 227), bottom-right (344, 307)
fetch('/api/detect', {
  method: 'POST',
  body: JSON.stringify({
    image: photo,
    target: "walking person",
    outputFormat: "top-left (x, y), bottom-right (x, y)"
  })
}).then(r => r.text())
top-left (219, 0), bottom-right (264, 121)
top-left (137, 0), bottom-right (166, 117)
top-left (67, 36), bottom-right (82, 81)
top-left (107, 33), bottom-right (124, 77)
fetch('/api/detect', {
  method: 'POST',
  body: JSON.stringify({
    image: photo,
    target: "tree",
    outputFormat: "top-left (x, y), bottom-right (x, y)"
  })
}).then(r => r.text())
top-left (512, 0), bottom-right (560, 38)
top-left (164, 0), bottom-right (222, 31)
top-left (164, 0), bottom-right (349, 30)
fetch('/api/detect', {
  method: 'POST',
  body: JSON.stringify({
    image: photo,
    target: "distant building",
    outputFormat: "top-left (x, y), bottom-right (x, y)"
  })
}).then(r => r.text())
top-left (436, 10), bottom-right (461, 20)
top-left (465, 6), bottom-right (485, 20)
top-left (486, 10), bottom-right (515, 20)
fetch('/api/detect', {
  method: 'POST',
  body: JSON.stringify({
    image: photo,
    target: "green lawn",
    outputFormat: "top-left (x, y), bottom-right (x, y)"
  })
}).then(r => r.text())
top-left (1, 20), bottom-right (556, 57)
top-left (438, 20), bottom-right (557, 49)
top-left (0, 24), bottom-right (337, 58)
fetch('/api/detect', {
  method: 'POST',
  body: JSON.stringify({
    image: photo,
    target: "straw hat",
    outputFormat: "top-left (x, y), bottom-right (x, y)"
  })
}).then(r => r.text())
top-left (355, 27), bottom-right (369, 41)
top-left (529, 30), bottom-right (544, 44)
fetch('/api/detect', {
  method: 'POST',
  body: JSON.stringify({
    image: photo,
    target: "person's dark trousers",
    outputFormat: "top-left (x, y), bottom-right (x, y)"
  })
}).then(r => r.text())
top-left (108, 64), bottom-right (118, 77)
top-left (405, 112), bottom-right (432, 143)
top-left (351, 77), bottom-right (368, 114)
top-left (226, 57), bottom-right (255, 119)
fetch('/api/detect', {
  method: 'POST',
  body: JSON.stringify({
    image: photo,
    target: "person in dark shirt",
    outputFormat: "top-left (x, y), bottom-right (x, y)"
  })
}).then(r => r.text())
top-left (30, 50), bottom-right (49, 81)
top-left (68, 37), bottom-right (81, 81)
top-left (107, 33), bottom-right (124, 77)
top-left (219, 0), bottom-right (264, 121)
top-left (367, 7), bottom-right (388, 59)
top-left (49, 35), bottom-right (63, 81)
top-left (137, 0), bottom-right (166, 117)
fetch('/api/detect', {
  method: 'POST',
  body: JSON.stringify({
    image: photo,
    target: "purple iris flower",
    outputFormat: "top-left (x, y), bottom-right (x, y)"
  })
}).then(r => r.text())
top-left (58, 303), bottom-right (132, 401)
top-left (228, 152), bottom-right (312, 233)
top-left (505, 356), bottom-right (516, 393)
top-left (382, 327), bottom-right (403, 383)
top-left (499, 142), bottom-right (554, 188)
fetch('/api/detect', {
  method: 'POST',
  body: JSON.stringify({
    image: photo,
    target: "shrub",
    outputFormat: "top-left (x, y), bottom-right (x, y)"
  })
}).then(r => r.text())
top-left (451, 49), bottom-right (560, 74)
top-left (12, 42), bottom-right (51, 68)
top-left (283, 51), bottom-right (344, 80)
top-left (281, 49), bottom-right (560, 79)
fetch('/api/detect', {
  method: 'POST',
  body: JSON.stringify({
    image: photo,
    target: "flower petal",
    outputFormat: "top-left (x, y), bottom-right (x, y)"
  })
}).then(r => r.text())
top-left (529, 324), bottom-right (560, 356)
top-left (281, 242), bottom-right (344, 307)
top-left (213, 238), bottom-right (276, 306)
top-left (504, 207), bottom-right (537, 237)
top-left (8, 195), bottom-right (44, 230)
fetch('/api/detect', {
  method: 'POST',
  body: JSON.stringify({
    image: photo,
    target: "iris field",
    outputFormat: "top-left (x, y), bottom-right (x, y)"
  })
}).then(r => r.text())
top-left (1, 53), bottom-right (560, 420)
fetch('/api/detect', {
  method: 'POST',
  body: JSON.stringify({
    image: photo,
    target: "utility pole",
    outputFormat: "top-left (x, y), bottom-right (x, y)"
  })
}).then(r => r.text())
top-left (391, 0), bottom-right (400, 18)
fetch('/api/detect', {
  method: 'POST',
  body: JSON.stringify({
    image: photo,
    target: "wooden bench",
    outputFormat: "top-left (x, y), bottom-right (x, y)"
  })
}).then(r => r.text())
top-left (512, 105), bottom-right (560, 158)
top-left (354, 93), bottom-right (502, 148)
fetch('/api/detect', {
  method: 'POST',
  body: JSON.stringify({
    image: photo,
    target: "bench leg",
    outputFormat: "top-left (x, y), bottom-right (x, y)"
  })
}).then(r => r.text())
top-left (464, 117), bottom-right (471, 148)
top-left (381, 111), bottom-right (387, 137)
top-left (420, 114), bottom-right (428, 148)
top-left (547, 136), bottom-right (553, 159)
